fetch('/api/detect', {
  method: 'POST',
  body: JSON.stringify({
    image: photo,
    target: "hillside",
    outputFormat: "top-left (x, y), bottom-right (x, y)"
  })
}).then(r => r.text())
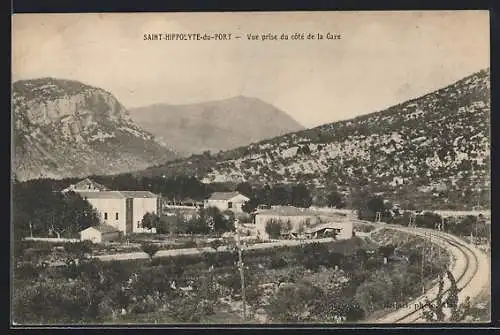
top-left (137, 69), bottom-right (490, 210)
top-left (129, 96), bottom-right (305, 156)
top-left (12, 78), bottom-right (178, 181)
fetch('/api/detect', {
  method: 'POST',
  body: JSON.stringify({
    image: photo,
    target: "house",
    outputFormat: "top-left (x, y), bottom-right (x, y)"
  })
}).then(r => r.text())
top-left (204, 192), bottom-right (250, 213)
top-left (62, 178), bottom-right (109, 193)
top-left (80, 224), bottom-right (121, 243)
top-left (65, 179), bottom-right (160, 235)
top-left (78, 191), bottom-right (128, 232)
top-left (254, 206), bottom-right (352, 240)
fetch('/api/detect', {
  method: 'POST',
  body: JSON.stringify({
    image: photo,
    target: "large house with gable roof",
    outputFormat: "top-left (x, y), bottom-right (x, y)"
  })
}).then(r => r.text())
top-left (63, 178), bottom-right (161, 236)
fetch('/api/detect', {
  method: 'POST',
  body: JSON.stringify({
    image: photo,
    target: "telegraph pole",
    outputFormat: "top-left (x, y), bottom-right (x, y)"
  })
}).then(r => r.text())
top-left (429, 231), bottom-right (433, 278)
top-left (421, 231), bottom-right (426, 294)
top-left (235, 222), bottom-right (247, 320)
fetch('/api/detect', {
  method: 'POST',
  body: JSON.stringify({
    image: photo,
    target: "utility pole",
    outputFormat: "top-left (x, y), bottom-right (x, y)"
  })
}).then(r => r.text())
top-left (235, 223), bottom-right (247, 320)
top-left (421, 231), bottom-right (426, 294)
top-left (429, 232), bottom-right (433, 279)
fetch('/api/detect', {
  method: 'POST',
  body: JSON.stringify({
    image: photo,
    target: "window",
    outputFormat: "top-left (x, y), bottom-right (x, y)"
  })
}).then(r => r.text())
top-left (116, 213), bottom-right (119, 220)
top-left (228, 202), bottom-right (233, 209)
top-left (104, 212), bottom-right (108, 220)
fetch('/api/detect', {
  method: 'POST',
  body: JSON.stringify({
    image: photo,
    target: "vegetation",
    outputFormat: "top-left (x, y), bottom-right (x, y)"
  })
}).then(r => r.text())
top-left (12, 179), bottom-right (100, 240)
top-left (133, 69), bottom-right (489, 211)
top-left (265, 220), bottom-right (283, 239)
top-left (12, 228), bottom-right (463, 325)
top-left (422, 270), bottom-right (472, 322)
top-left (141, 243), bottom-right (160, 261)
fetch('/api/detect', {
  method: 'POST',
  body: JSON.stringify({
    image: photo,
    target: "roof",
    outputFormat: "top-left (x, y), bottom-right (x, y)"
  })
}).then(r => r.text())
top-left (82, 224), bottom-right (120, 234)
top-left (256, 206), bottom-right (346, 217)
top-left (77, 191), bottom-right (125, 199)
top-left (119, 191), bottom-right (158, 198)
top-left (71, 178), bottom-right (109, 191)
top-left (304, 222), bottom-right (347, 234)
top-left (207, 192), bottom-right (249, 201)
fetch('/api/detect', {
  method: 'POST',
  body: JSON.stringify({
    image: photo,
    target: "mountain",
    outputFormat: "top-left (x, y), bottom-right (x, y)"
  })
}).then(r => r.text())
top-left (136, 69), bottom-right (490, 210)
top-left (12, 78), bottom-right (178, 181)
top-left (129, 96), bottom-right (305, 156)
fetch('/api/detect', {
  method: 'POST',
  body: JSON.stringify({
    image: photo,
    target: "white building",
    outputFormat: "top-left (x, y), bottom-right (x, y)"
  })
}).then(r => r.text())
top-left (204, 192), bottom-right (250, 213)
top-left (120, 191), bottom-right (159, 233)
top-left (78, 191), bottom-right (127, 232)
top-left (254, 206), bottom-right (353, 240)
top-left (80, 224), bottom-right (121, 243)
top-left (66, 179), bottom-right (160, 235)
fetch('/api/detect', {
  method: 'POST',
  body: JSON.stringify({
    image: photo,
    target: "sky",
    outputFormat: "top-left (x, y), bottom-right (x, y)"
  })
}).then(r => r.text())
top-left (12, 11), bottom-right (490, 128)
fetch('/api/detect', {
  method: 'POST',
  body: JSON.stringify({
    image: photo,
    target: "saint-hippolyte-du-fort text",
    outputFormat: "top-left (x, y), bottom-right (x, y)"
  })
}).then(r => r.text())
top-left (143, 32), bottom-right (342, 41)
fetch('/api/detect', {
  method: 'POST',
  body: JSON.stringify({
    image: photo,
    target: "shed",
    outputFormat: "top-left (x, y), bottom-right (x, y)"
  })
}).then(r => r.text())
top-left (80, 224), bottom-right (121, 243)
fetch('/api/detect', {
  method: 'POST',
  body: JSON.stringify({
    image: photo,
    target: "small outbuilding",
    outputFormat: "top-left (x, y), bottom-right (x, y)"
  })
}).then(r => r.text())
top-left (80, 224), bottom-right (121, 243)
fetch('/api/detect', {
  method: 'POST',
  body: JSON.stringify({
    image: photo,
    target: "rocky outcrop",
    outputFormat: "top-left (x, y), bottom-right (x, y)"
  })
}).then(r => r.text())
top-left (12, 78), bottom-right (177, 181)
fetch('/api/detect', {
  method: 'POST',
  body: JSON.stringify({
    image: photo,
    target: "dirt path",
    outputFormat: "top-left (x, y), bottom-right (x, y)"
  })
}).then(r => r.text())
top-left (95, 237), bottom-right (339, 262)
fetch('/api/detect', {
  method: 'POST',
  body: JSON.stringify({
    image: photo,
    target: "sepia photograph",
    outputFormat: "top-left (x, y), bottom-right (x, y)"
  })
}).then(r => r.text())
top-left (11, 11), bottom-right (491, 325)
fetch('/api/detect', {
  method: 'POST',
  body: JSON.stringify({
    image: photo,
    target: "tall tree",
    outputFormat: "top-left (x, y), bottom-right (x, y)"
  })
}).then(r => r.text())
top-left (290, 184), bottom-right (313, 208)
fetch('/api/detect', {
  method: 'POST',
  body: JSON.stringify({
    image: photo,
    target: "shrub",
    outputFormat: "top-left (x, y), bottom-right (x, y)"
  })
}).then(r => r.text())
top-left (298, 242), bottom-right (330, 271)
top-left (141, 243), bottom-right (160, 261)
top-left (14, 262), bottom-right (40, 281)
top-left (265, 220), bottom-right (282, 239)
top-left (64, 241), bottom-right (93, 258)
top-left (269, 255), bottom-right (288, 269)
top-left (266, 282), bottom-right (325, 323)
top-left (415, 212), bottom-right (442, 229)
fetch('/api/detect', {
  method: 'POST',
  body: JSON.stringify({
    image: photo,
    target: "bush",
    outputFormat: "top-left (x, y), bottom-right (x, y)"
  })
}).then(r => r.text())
top-left (298, 242), bottom-right (330, 271)
top-left (12, 278), bottom-right (106, 324)
top-left (265, 220), bottom-right (282, 239)
top-left (266, 282), bottom-right (325, 323)
top-left (141, 243), bottom-right (160, 261)
top-left (415, 212), bottom-right (442, 229)
top-left (269, 255), bottom-right (288, 269)
top-left (64, 241), bottom-right (93, 258)
top-left (14, 262), bottom-right (40, 281)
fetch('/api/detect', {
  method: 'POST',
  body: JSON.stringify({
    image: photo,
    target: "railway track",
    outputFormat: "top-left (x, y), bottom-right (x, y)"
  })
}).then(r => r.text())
top-left (375, 226), bottom-right (487, 323)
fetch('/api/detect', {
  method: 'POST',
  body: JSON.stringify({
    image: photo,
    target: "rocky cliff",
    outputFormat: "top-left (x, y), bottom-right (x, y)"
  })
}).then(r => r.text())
top-left (12, 78), bottom-right (178, 181)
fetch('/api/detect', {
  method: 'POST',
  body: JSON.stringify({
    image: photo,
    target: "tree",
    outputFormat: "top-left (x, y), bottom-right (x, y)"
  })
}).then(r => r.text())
top-left (290, 184), bottom-right (313, 208)
top-left (141, 243), bottom-right (160, 261)
top-left (327, 191), bottom-right (345, 208)
top-left (266, 282), bottom-right (325, 323)
top-left (209, 239), bottom-right (223, 252)
top-left (242, 197), bottom-right (259, 214)
top-left (378, 244), bottom-right (395, 261)
top-left (236, 182), bottom-right (253, 198)
top-left (298, 242), bottom-right (330, 271)
top-left (415, 212), bottom-right (442, 229)
top-left (422, 270), bottom-right (472, 322)
top-left (201, 207), bottom-right (235, 235)
top-left (265, 220), bottom-right (282, 239)
top-left (367, 197), bottom-right (385, 217)
top-left (12, 181), bottom-right (99, 239)
top-left (141, 212), bottom-right (162, 231)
